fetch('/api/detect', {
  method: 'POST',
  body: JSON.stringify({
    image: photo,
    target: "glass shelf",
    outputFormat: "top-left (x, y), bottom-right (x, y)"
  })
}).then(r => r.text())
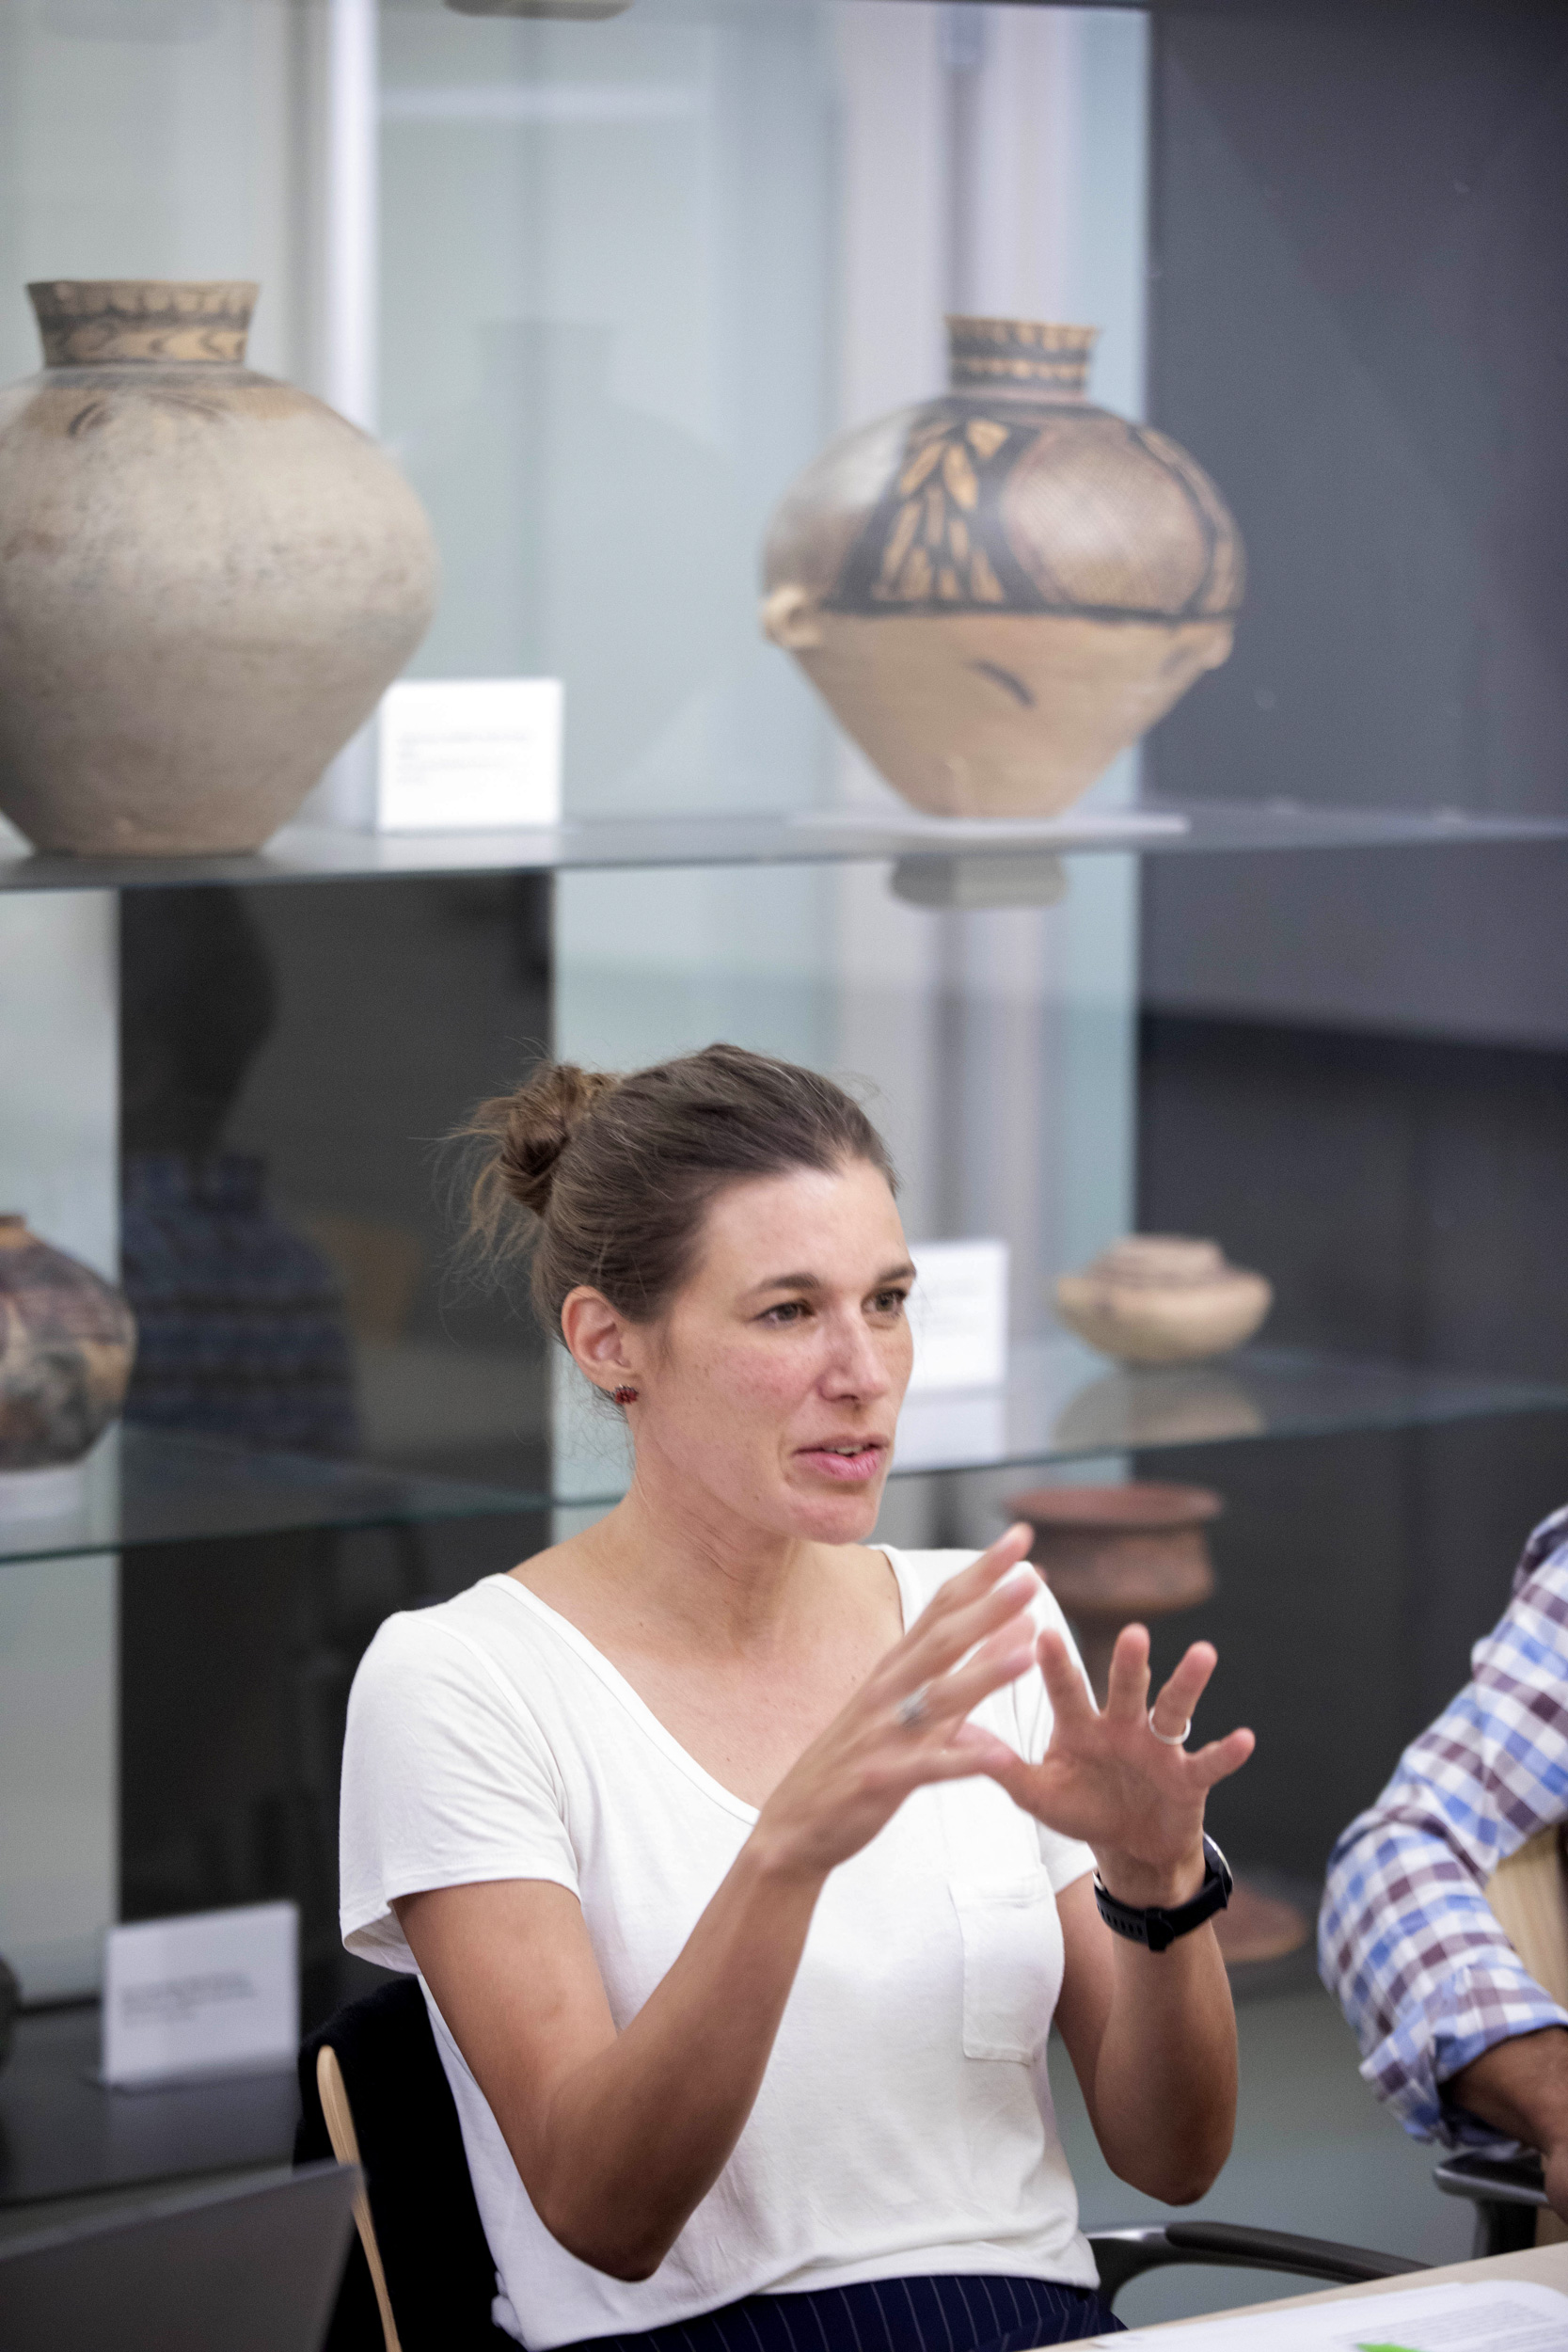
top-left (3, 798), bottom-right (1567, 896)
top-left (553, 1340), bottom-right (1568, 1512)
top-left (5, 1347), bottom-right (1564, 1567)
top-left (895, 1341), bottom-right (1568, 1480)
top-left (0, 1427), bottom-right (543, 1570)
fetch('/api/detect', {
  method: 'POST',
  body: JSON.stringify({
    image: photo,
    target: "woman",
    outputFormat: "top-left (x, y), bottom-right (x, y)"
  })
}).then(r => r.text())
top-left (341, 1044), bottom-right (1255, 2352)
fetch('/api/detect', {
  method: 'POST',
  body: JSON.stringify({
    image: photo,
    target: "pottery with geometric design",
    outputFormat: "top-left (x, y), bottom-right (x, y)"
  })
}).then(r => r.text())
top-left (762, 317), bottom-right (1243, 818)
top-left (0, 1216), bottom-right (136, 1470)
top-left (0, 280), bottom-right (438, 855)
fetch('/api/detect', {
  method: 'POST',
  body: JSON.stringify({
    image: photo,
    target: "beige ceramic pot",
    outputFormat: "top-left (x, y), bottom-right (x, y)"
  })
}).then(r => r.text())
top-left (762, 317), bottom-right (1243, 819)
top-left (1054, 1235), bottom-right (1272, 1366)
top-left (0, 280), bottom-right (438, 855)
top-left (0, 1216), bottom-right (135, 1470)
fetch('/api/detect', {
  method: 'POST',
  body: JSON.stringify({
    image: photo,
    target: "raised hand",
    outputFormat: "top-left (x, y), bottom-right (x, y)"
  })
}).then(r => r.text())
top-left (751, 1526), bottom-right (1041, 1883)
top-left (984, 1620), bottom-right (1255, 1907)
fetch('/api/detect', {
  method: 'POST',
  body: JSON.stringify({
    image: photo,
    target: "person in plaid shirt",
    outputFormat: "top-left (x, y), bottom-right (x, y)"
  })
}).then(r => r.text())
top-left (1318, 1502), bottom-right (1568, 2217)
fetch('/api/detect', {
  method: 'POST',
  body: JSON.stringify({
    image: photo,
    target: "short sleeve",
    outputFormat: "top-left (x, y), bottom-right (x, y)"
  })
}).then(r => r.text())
top-left (1013, 1584), bottom-right (1100, 1896)
top-left (339, 1607), bottom-right (579, 1969)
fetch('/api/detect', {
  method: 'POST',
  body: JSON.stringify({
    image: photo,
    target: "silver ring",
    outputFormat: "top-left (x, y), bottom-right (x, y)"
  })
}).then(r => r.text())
top-left (896, 1687), bottom-right (930, 1731)
top-left (1148, 1707), bottom-right (1192, 1748)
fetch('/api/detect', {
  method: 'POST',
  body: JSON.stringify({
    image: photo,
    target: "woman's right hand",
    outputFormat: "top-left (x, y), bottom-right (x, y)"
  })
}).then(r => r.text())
top-left (749, 1526), bottom-right (1041, 1883)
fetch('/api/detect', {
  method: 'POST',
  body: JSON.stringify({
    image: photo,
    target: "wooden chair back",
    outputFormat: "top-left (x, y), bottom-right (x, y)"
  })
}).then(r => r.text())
top-left (317, 2044), bottom-right (403, 2352)
top-left (1485, 1826), bottom-right (1568, 2247)
top-left (1486, 1826), bottom-right (1568, 2010)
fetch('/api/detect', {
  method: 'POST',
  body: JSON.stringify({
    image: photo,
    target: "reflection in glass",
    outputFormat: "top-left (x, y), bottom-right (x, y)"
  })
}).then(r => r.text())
top-left (120, 889), bottom-right (358, 1456)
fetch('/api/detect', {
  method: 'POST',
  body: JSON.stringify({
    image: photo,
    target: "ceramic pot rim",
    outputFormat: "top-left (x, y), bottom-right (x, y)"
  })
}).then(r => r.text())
top-left (946, 315), bottom-right (1099, 396)
top-left (1008, 1482), bottom-right (1225, 1532)
top-left (27, 280), bottom-right (258, 368)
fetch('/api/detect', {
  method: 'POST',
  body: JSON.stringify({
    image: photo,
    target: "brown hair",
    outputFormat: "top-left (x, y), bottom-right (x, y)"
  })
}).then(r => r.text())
top-left (463, 1042), bottom-right (896, 1337)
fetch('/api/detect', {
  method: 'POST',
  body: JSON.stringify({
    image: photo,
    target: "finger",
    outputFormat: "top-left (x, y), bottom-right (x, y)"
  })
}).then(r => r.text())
top-left (1149, 1641), bottom-right (1219, 1740)
top-left (884, 1562), bottom-right (1040, 1699)
top-left (908, 1564), bottom-right (1039, 1674)
top-left (1189, 1725), bottom-right (1256, 1788)
top-left (978, 1522), bottom-right (1037, 1580)
top-left (918, 1620), bottom-right (1038, 1724)
top-left (970, 1740), bottom-right (1037, 1807)
top-left (920, 1524), bottom-right (1035, 1612)
top-left (912, 1722), bottom-right (1022, 1783)
top-left (943, 1525), bottom-right (1037, 1613)
top-left (1103, 1623), bottom-right (1152, 1724)
top-left (1037, 1628), bottom-right (1100, 1731)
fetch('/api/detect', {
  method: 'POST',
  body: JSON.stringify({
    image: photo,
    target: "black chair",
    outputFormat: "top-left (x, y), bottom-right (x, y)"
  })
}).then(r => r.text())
top-left (1086, 2220), bottom-right (1421, 2303)
top-left (1433, 2148), bottom-right (1549, 2259)
top-left (295, 1977), bottom-right (515, 2351)
top-left (297, 1979), bottom-right (1426, 2351)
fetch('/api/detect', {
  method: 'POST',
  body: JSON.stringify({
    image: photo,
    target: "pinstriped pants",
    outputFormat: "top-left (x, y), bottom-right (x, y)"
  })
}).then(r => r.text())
top-left (559, 2273), bottom-right (1125, 2351)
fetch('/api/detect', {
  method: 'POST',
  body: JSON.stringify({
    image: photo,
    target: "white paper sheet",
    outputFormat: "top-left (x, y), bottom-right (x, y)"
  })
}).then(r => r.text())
top-left (1094, 2279), bottom-right (1568, 2351)
top-left (376, 677), bottom-right (563, 831)
top-left (906, 1239), bottom-right (1009, 1393)
top-left (102, 1899), bottom-right (299, 2087)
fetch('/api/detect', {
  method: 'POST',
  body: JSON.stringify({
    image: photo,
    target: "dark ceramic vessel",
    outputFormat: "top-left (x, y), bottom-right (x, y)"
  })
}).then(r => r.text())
top-left (0, 1215), bottom-right (136, 1470)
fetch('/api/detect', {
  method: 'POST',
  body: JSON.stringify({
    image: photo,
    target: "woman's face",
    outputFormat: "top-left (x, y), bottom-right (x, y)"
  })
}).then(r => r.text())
top-left (635, 1156), bottom-right (915, 1548)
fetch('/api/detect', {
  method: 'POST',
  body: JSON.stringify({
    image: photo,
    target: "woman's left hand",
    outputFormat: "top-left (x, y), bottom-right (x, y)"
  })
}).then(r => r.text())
top-left (984, 1622), bottom-right (1255, 1906)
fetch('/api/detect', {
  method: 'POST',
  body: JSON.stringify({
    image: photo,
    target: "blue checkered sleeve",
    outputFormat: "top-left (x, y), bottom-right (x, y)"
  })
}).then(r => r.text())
top-left (1318, 1503), bottom-right (1568, 2149)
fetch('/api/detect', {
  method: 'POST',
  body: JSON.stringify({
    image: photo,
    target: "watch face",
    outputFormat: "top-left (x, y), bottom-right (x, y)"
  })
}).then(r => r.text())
top-left (1201, 1835), bottom-right (1234, 1900)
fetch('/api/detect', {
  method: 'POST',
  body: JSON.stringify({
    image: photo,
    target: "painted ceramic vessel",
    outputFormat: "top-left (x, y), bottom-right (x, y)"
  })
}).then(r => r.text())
top-left (0, 1216), bottom-right (136, 1470)
top-left (762, 317), bottom-right (1243, 818)
top-left (0, 280), bottom-right (438, 855)
top-left (1054, 1234), bottom-right (1272, 1366)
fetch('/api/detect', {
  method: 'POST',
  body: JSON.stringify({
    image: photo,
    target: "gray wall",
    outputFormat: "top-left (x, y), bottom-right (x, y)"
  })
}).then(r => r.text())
top-left (1142, 0), bottom-right (1568, 1041)
top-left (1130, 0), bottom-right (1568, 1884)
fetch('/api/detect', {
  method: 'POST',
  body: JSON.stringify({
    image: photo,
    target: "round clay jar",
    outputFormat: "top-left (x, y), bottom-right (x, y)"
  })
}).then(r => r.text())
top-left (0, 279), bottom-right (437, 855)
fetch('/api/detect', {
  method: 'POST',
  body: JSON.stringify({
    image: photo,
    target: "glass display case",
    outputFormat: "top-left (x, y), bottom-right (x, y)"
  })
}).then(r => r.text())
top-left (1, 0), bottom-right (1564, 2265)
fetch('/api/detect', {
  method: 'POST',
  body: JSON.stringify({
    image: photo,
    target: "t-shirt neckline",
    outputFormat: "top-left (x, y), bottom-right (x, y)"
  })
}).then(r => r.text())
top-left (489, 1547), bottom-right (917, 1827)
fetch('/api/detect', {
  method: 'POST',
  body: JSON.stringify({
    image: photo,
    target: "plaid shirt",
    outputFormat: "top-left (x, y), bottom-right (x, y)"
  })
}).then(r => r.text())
top-left (1318, 1502), bottom-right (1568, 2149)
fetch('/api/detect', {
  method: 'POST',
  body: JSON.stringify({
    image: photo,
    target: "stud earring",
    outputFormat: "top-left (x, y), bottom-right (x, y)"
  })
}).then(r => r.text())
top-left (612, 1386), bottom-right (640, 1406)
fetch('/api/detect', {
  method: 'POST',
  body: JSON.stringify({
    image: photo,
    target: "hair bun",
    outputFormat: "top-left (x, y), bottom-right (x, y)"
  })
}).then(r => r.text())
top-left (457, 1041), bottom-right (895, 1339)
top-left (493, 1063), bottom-right (622, 1220)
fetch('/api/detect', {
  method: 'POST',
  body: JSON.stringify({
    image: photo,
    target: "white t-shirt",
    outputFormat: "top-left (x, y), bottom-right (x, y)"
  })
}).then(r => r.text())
top-left (340, 1549), bottom-right (1100, 2350)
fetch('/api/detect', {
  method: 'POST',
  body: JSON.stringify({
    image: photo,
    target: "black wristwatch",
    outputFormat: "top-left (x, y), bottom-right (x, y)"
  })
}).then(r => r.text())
top-left (1093, 1836), bottom-right (1233, 1954)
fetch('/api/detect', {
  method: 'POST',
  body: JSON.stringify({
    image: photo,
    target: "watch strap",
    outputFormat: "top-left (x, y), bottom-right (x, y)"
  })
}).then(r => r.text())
top-left (1093, 1835), bottom-right (1234, 1955)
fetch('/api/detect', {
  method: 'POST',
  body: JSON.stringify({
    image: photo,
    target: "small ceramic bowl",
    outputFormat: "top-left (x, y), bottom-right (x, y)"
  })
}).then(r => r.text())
top-left (1053, 1233), bottom-right (1272, 1366)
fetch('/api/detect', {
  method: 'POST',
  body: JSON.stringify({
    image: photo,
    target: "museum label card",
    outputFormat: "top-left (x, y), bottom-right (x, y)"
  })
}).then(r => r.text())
top-left (376, 676), bottom-right (563, 831)
top-left (102, 1900), bottom-right (299, 2088)
top-left (907, 1240), bottom-right (1009, 1393)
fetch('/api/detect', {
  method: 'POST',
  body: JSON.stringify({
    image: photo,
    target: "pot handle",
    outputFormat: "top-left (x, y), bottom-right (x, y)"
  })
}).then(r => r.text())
top-left (760, 584), bottom-right (823, 651)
